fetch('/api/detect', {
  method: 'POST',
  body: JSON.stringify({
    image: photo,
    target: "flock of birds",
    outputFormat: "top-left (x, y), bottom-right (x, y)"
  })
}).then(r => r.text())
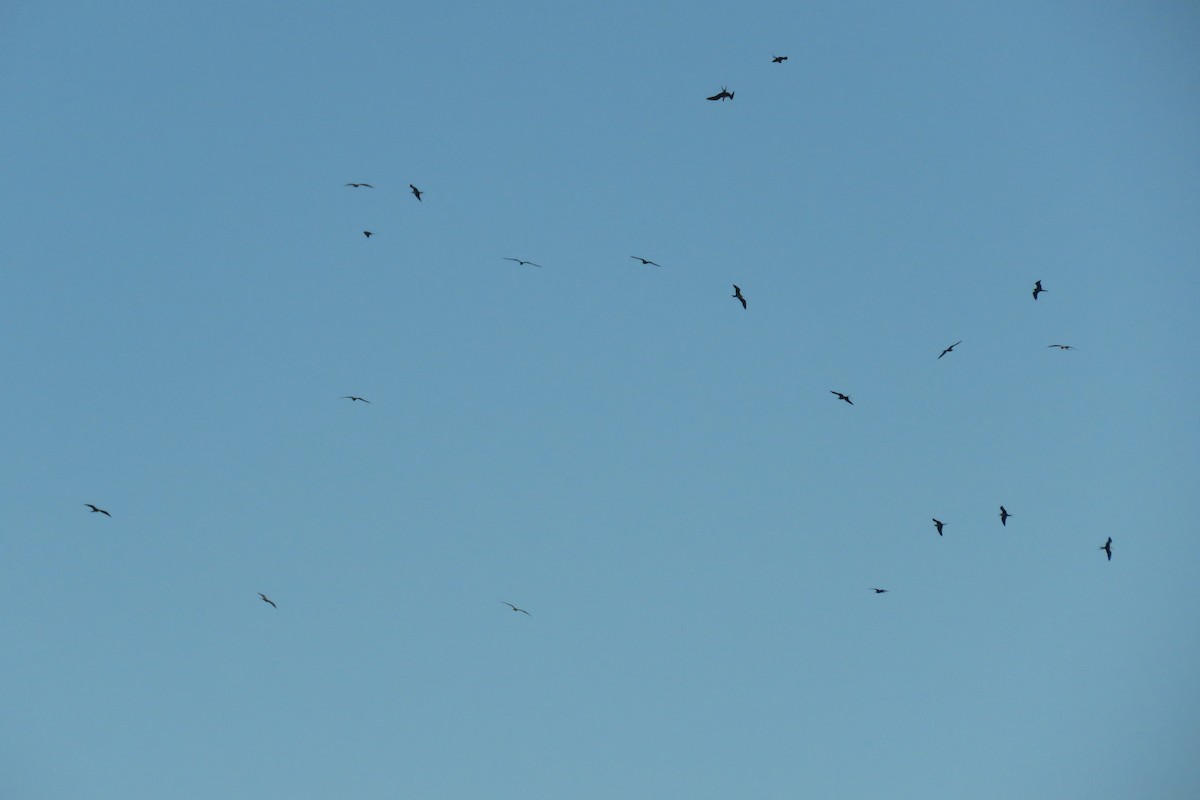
top-left (77, 53), bottom-right (1115, 614)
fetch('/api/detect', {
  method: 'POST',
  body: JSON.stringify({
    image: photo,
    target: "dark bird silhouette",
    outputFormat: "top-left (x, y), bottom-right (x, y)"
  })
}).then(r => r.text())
top-left (933, 518), bottom-right (945, 536)
top-left (707, 86), bottom-right (735, 101)
top-left (409, 184), bottom-right (423, 201)
top-left (84, 503), bottom-right (111, 517)
top-left (502, 602), bottom-right (531, 616)
top-left (732, 284), bottom-right (747, 308)
top-left (938, 340), bottom-right (963, 359)
top-left (345, 183), bottom-right (374, 188)
top-left (1100, 537), bottom-right (1112, 561)
top-left (1048, 344), bottom-right (1075, 350)
top-left (772, 55), bottom-right (788, 63)
top-left (631, 256), bottom-right (661, 267)
top-left (363, 231), bottom-right (373, 238)
top-left (341, 396), bottom-right (371, 403)
top-left (999, 506), bottom-right (1011, 526)
top-left (831, 391), bottom-right (853, 405)
top-left (503, 257), bottom-right (542, 268)
top-left (871, 588), bottom-right (889, 594)
top-left (1032, 280), bottom-right (1046, 300)
top-left (258, 593), bottom-right (277, 609)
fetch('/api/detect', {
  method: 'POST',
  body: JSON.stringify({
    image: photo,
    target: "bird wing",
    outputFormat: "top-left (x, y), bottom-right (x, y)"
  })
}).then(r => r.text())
top-left (519, 609), bottom-right (531, 616)
top-left (707, 93), bottom-right (722, 100)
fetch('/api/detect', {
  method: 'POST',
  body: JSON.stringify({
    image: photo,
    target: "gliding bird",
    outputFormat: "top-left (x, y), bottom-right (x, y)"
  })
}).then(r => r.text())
top-left (502, 602), bottom-right (531, 616)
top-left (85, 504), bottom-right (111, 517)
top-left (258, 593), bottom-right (277, 608)
top-left (409, 184), bottom-right (423, 201)
top-left (1100, 537), bottom-right (1112, 561)
top-left (831, 391), bottom-right (853, 405)
top-left (1032, 280), bottom-right (1046, 300)
top-left (933, 518), bottom-right (945, 536)
top-left (938, 340), bottom-right (962, 359)
top-left (732, 284), bottom-right (747, 309)
top-left (503, 258), bottom-right (542, 268)
top-left (631, 256), bottom-right (661, 267)
top-left (707, 86), bottom-right (735, 101)
top-left (999, 506), bottom-right (1011, 526)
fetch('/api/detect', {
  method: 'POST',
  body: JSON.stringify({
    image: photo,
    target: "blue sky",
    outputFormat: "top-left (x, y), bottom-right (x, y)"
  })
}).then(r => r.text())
top-left (2, 2), bottom-right (1198, 798)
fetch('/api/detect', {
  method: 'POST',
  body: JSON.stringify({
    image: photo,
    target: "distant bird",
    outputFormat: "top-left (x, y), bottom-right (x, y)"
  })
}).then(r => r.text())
top-left (258, 593), bottom-right (277, 609)
top-left (345, 183), bottom-right (374, 188)
top-left (503, 257), bottom-right (542, 268)
top-left (502, 602), bottom-right (531, 616)
top-left (363, 231), bottom-right (373, 238)
top-left (831, 391), bottom-right (853, 405)
top-left (1100, 537), bottom-right (1112, 561)
top-left (732, 284), bottom-right (747, 309)
top-left (1048, 344), bottom-right (1076, 350)
top-left (871, 588), bottom-right (889, 594)
top-left (84, 503), bottom-right (111, 517)
top-left (933, 518), bottom-right (945, 536)
top-left (341, 396), bottom-right (371, 403)
top-left (1032, 280), bottom-right (1046, 300)
top-left (938, 340), bottom-right (963, 359)
top-left (707, 86), bottom-right (735, 101)
top-left (772, 55), bottom-right (788, 63)
top-left (999, 506), bottom-right (1011, 526)
top-left (631, 256), bottom-right (661, 267)
top-left (409, 184), bottom-right (423, 201)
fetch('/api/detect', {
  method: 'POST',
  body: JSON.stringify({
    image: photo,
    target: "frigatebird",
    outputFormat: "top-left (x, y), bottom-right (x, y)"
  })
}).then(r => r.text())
top-left (1032, 280), bottom-right (1046, 300)
top-left (258, 593), bottom-right (277, 609)
top-left (341, 396), bottom-right (371, 403)
top-left (504, 258), bottom-right (542, 268)
top-left (732, 284), bottom-right (747, 308)
top-left (1100, 537), bottom-right (1112, 561)
top-left (345, 183), bottom-right (374, 188)
top-left (1048, 344), bottom-right (1075, 350)
top-left (502, 602), bottom-right (531, 616)
top-left (933, 518), bottom-right (945, 536)
top-left (363, 231), bottom-right (373, 238)
top-left (772, 56), bottom-right (788, 63)
top-left (831, 391), bottom-right (853, 405)
top-left (409, 184), bottom-right (423, 201)
top-left (938, 340), bottom-right (963, 359)
top-left (85, 504), bottom-right (111, 517)
top-left (871, 588), bottom-right (889, 594)
top-left (707, 86), bottom-right (734, 101)
top-left (631, 256), bottom-right (661, 267)
top-left (999, 506), bottom-right (1011, 526)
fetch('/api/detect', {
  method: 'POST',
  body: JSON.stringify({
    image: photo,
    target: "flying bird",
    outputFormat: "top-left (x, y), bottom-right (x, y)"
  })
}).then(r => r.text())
top-left (732, 284), bottom-right (747, 309)
top-left (1032, 280), bottom-right (1046, 300)
top-left (503, 257), bottom-right (542, 268)
top-left (84, 503), bottom-right (111, 517)
top-left (938, 340), bottom-right (963, 359)
top-left (363, 231), bottom-right (373, 238)
top-left (409, 184), bottom-right (423, 201)
top-left (999, 506), bottom-right (1011, 526)
top-left (344, 183), bottom-right (374, 188)
top-left (871, 588), bottom-right (889, 594)
top-left (831, 391), bottom-right (853, 405)
top-left (631, 256), bottom-right (661, 267)
top-left (341, 396), bottom-right (371, 403)
top-left (502, 602), bottom-right (531, 616)
top-left (258, 593), bottom-right (277, 609)
top-left (772, 55), bottom-right (788, 63)
top-left (1100, 537), bottom-right (1112, 561)
top-left (933, 518), bottom-right (945, 536)
top-left (1048, 344), bottom-right (1075, 350)
top-left (707, 86), bottom-right (735, 101)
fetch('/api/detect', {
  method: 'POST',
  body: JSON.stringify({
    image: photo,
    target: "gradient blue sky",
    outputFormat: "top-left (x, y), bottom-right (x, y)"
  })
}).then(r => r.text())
top-left (2, 2), bottom-right (1198, 798)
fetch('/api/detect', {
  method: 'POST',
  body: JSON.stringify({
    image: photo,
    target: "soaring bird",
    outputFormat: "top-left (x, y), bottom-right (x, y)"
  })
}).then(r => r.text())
top-left (938, 340), bottom-right (963, 359)
top-left (84, 503), bottom-right (111, 517)
top-left (1032, 280), bottom-right (1046, 300)
top-left (999, 506), bottom-right (1011, 526)
top-left (1048, 344), bottom-right (1075, 350)
top-left (732, 284), bottom-right (747, 308)
top-left (502, 602), bottom-right (531, 616)
top-left (871, 588), bottom-right (889, 594)
top-left (707, 86), bottom-right (735, 101)
top-left (831, 391), bottom-right (853, 405)
top-left (772, 55), bottom-right (788, 63)
top-left (258, 593), bottom-right (277, 609)
top-left (631, 256), bottom-right (661, 267)
top-left (345, 183), bottom-right (374, 188)
top-left (1100, 537), bottom-right (1113, 561)
top-left (363, 231), bottom-right (373, 238)
top-left (933, 518), bottom-right (945, 536)
top-left (341, 396), bottom-right (371, 403)
top-left (503, 257), bottom-right (542, 268)
top-left (409, 184), bottom-right (423, 201)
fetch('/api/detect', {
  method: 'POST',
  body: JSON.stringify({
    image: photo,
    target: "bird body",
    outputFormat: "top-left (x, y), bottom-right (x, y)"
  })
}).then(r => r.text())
top-left (1100, 537), bottom-right (1112, 561)
top-left (707, 86), bottom-right (734, 101)
top-left (503, 602), bottom-right (531, 616)
top-left (258, 593), bottom-right (277, 608)
top-left (933, 518), bottom-right (944, 536)
top-left (409, 184), bottom-right (423, 201)
top-left (85, 503), bottom-right (111, 517)
top-left (1032, 280), bottom-right (1046, 300)
top-left (831, 391), bottom-right (853, 405)
top-left (938, 340), bottom-right (963, 359)
top-left (732, 284), bottom-right (747, 308)
top-left (999, 506), bottom-right (1011, 526)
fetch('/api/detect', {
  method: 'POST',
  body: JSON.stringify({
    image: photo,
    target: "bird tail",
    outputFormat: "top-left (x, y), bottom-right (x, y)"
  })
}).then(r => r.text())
top-left (729, 91), bottom-right (734, 99)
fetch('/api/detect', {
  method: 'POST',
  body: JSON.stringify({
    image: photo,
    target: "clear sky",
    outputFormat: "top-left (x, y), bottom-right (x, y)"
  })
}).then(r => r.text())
top-left (2, 2), bottom-right (1198, 798)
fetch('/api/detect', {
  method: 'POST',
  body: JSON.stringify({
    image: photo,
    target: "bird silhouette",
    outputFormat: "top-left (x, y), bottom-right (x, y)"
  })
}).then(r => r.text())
top-left (999, 506), bottom-right (1011, 526)
top-left (707, 86), bottom-right (734, 101)
top-left (1100, 537), bottom-right (1112, 561)
top-left (84, 503), bottom-right (111, 517)
top-left (732, 284), bottom-right (747, 308)
top-left (363, 231), bottom-right (373, 238)
top-left (631, 256), bottom-right (661, 267)
top-left (1048, 344), bottom-right (1075, 350)
top-left (409, 184), bottom-right (423, 201)
top-left (772, 55), bottom-right (788, 63)
top-left (345, 183), bottom-right (373, 188)
top-left (933, 518), bottom-right (945, 536)
top-left (1032, 280), bottom-right (1046, 300)
top-left (502, 602), bottom-right (531, 616)
top-left (938, 340), bottom-right (963, 359)
top-left (341, 396), bottom-right (371, 403)
top-left (503, 258), bottom-right (542, 268)
top-left (871, 588), bottom-right (889, 594)
top-left (258, 593), bottom-right (277, 609)
top-left (831, 391), bottom-right (853, 405)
